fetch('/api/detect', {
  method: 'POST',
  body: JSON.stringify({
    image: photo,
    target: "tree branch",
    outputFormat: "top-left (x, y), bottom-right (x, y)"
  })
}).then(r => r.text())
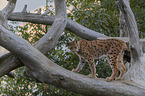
top-left (8, 12), bottom-right (107, 40)
top-left (119, 11), bottom-right (128, 37)
top-left (0, 0), bottom-right (16, 28)
top-left (21, 5), bottom-right (27, 13)
top-left (0, 0), bottom-right (67, 76)
top-left (115, 0), bottom-right (145, 86)
top-left (33, 0), bottom-right (67, 54)
top-left (2, 0), bottom-right (16, 18)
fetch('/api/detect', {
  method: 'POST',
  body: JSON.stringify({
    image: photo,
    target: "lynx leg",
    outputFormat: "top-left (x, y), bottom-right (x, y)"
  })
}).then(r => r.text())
top-left (115, 54), bottom-right (126, 80)
top-left (106, 54), bottom-right (119, 81)
top-left (72, 57), bottom-right (86, 72)
top-left (87, 56), bottom-right (97, 78)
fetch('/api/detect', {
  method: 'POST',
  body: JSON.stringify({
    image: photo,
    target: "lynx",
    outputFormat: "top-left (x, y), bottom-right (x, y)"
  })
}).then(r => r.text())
top-left (67, 38), bottom-right (129, 81)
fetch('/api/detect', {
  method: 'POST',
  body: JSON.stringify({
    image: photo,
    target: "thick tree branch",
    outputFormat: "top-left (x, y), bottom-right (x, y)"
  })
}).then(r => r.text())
top-left (8, 12), bottom-right (107, 40)
top-left (115, 0), bottom-right (143, 61)
top-left (2, 0), bottom-right (16, 18)
top-left (33, 0), bottom-right (67, 54)
top-left (115, 0), bottom-right (145, 85)
top-left (0, 0), bottom-right (68, 77)
top-left (0, 0), bottom-right (16, 28)
top-left (119, 11), bottom-right (128, 37)
top-left (0, 0), bottom-right (67, 76)
top-left (0, 53), bottom-right (23, 77)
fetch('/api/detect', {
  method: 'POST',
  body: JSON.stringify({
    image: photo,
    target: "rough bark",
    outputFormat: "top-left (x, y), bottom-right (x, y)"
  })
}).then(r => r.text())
top-left (0, 0), bottom-right (68, 76)
top-left (115, 0), bottom-right (145, 85)
top-left (116, 0), bottom-right (143, 61)
top-left (0, 0), bottom-right (145, 95)
top-left (0, 0), bottom-right (16, 28)
top-left (119, 11), bottom-right (128, 37)
top-left (0, 53), bottom-right (22, 76)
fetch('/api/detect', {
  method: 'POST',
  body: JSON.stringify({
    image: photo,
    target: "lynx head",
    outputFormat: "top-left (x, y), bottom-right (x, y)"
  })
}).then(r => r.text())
top-left (67, 40), bottom-right (80, 52)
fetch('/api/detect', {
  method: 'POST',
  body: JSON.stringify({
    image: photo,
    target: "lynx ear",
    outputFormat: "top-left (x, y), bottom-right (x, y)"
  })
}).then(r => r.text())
top-left (76, 41), bottom-right (80, 50)
top-left (75, 40), bottom-right (77, 44)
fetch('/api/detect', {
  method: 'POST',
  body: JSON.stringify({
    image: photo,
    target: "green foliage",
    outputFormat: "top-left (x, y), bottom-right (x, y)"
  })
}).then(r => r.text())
top-left (0, 67), bottom-right (37, 95)
top-left (67, 0), bottom-right (120, 37)
top-left (1, 0), bottom-right (145, 95)
top-left (15, 23), bottom-right (47, 44)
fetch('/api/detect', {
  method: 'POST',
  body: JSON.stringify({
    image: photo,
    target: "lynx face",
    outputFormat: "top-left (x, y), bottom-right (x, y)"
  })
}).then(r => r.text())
top-left (67, 41), bottom-right (80, 52)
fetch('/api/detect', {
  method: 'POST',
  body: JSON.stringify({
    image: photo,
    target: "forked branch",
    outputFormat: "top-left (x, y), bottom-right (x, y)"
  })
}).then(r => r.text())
top-left (0, 0), bottom-right (16, 27)
top-left (0, 0), bottom-right (67, 76)
top-left (115, 0), bottom-right (145, 86)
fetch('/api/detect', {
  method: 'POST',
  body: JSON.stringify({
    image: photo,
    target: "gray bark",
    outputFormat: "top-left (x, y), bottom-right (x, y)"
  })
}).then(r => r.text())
top-left (8, 12), bottom-right (107, 40)
top-left (116, 0), bottom-right (143, 61)
top-left (0, 0), bottom-right (145, 95)
top-left (119, 11), bottom-right (128, 37)
top-left (115, 0), bottom-right (145, 86)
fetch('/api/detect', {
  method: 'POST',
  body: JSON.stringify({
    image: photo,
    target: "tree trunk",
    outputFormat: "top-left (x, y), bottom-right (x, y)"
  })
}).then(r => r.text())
top-left (119, 11), bottom-right (128, 37)
top-left (115, 0), bottom-right (145, 86)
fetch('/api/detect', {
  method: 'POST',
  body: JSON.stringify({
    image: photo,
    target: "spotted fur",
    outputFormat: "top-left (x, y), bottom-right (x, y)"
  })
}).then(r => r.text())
top-left (67, 39), bottom-right (129, 81)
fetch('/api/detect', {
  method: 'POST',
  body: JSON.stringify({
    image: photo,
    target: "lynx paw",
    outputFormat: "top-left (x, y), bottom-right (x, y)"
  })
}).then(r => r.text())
top-left (89, 74), bottom-right (97, 78)
top-left (106, 77), bottom-right (113, 82)
top-left (72, 69), bottom-right (77, 72)
top-left (115, 77), bottom-right (122, 80)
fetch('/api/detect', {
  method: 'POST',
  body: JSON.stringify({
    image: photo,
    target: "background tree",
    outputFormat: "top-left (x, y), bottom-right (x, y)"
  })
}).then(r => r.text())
top-left (0, 0), bottom-right (145, 95)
